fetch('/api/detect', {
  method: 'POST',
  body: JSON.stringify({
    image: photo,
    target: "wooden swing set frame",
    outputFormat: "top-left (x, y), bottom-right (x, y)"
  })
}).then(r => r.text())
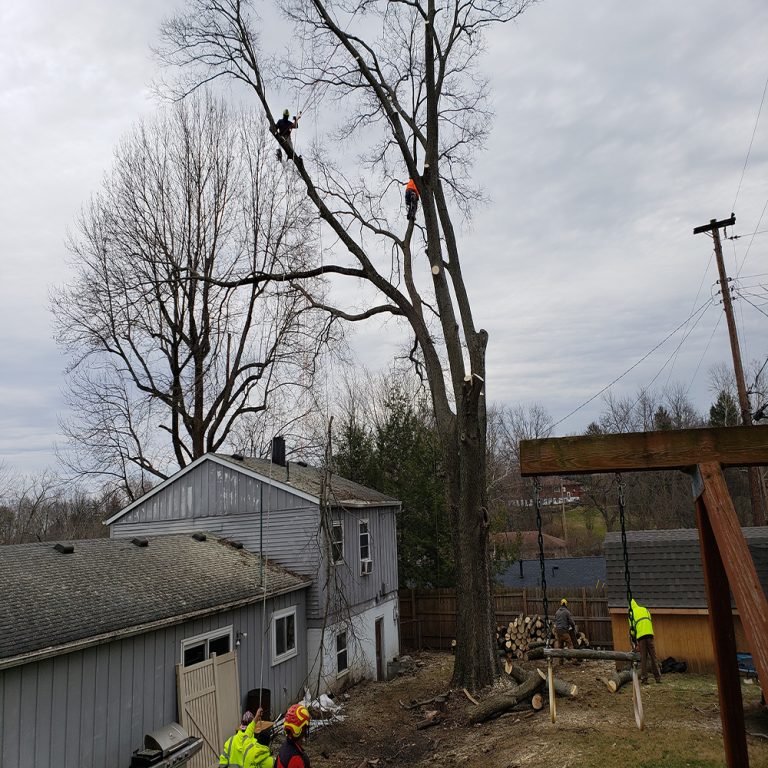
top-left (520, 425), bottom-right (768, 768)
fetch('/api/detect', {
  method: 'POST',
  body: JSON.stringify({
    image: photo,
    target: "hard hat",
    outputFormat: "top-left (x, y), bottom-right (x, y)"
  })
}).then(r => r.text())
top-left (284, 704), bottom-right (311, 738)
top-left (283, 109), bottom-right (290, 118)
top-left (560, 598), bottom-right (568, 606)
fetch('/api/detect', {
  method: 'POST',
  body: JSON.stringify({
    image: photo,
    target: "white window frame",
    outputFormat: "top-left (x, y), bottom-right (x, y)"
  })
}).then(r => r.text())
top-left (336, 630), bottom-right (348, 677)
top-left (271, 606), bottom-right (298, 665)
top-left (180, 626), bottom-right (233, 666)
top-left (359, 519), bottom-right (372, 574)
top-left (331, 520), bottom-right (344, 565)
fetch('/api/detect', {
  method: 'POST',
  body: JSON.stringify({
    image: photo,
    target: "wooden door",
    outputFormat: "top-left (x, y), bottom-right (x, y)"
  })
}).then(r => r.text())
top-left (177, 651), bottom-right (240, 768)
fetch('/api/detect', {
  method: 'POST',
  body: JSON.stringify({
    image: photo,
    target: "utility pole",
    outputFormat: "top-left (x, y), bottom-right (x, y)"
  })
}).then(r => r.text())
top-left (694, 214), bottom-right (766, 525)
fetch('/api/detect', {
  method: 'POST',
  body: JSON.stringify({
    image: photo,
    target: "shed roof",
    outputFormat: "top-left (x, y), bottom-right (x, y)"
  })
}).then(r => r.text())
top-left (0, 534), bottom-right (309, 667)
top-left (497, 556), bottom-right (606, 589)
top-left (603, 527), bottom-right (768, 609)
top-left (214, 454), bottom-right (399, 507)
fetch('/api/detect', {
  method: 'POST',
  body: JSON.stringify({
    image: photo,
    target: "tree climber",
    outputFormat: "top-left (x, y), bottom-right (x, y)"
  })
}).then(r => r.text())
top-left (405, 178), bottom-right (419, 221)
top-left (275, 109), bottom-right (301, 161)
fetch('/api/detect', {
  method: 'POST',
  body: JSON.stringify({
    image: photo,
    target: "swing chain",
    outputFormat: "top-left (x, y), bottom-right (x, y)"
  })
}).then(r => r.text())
top-left (533, 478), bottom-right (550, 640)
top-left (616, 473), bottom-right (635, 645)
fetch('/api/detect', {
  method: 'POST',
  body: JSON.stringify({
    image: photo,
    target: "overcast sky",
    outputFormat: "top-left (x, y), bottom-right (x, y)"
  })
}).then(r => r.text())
top-left (1, 0), bottom-right (767, 476)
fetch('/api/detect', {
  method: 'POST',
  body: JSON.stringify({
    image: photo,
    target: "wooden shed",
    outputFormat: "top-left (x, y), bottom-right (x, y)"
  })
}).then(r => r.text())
top-left (604, 527), bottom-right (768, 672)
top-left (0, 533), bottom-right (309, 768)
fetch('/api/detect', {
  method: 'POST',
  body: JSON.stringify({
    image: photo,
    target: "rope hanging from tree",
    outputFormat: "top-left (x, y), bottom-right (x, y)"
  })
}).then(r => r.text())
top-left (533, 473), bottom-right (644, 730)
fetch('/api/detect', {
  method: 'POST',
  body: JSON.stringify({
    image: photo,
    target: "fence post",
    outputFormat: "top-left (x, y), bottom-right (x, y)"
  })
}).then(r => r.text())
top-left (523, 587), bottom-right (528, 616)
top-left (581, 587), bottom-right (588, 639)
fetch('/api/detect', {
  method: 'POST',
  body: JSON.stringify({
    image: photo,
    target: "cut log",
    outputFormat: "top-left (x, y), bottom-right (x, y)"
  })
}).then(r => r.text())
top-left (531, 692), bottom-right (544, 710)
top-left (543, 648), bottom-right (639, 663)
top-left (468, 675), bottom-right (545, 724)
top-left (536, 668), bottom-right (578, 698)
top-left (603, 669), bottom-right (633, 693)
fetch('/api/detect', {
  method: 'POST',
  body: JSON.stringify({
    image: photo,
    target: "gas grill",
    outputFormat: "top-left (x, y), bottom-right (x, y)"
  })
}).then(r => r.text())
top-left (130, 723), bottom-right (203, 768)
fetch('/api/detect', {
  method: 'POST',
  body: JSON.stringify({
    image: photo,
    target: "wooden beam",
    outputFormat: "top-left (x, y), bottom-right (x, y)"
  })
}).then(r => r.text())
top-left (695, 483), bottom-right (749, 767)
top-left (697, 462), bottom-right (768, 704)
top-left (520, 426), bottom-right (768, 477)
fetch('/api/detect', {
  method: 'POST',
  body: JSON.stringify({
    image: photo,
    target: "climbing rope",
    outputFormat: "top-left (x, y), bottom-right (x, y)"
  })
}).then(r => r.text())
top-left (616, 472), bottom-right (644, 730)
top-left (616, 473), bottom-right (635, 645)
top-left (533, 478), bottom-right (550, 641)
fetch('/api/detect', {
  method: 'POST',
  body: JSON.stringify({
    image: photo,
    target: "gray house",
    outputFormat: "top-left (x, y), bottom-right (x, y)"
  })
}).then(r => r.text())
top-left (0, 533), bottom-right (309, 768)
top-left (105, 451), bottom-right (401, 694)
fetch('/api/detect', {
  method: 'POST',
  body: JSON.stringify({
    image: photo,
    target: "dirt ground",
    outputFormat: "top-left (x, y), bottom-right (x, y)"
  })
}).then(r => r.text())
top-left (305, 652), bottom-right (768, 768)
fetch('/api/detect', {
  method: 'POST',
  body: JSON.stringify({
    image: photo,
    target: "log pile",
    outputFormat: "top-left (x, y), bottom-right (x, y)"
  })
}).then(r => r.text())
top-left (495, 614), bottom-right (590, 663)
top-left (495, 614), bottom-right (548, 659)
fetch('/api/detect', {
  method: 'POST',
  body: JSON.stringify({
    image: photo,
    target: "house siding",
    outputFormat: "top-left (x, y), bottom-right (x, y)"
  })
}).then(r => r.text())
top-left (110, 461), bottom-right (399, 620)
top-left (0, 593), bottom-right (307, 768)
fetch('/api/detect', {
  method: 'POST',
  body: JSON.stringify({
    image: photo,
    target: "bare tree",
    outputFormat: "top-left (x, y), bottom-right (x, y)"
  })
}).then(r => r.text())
top-left (157, 0), bottom-right (535, 687)
top-left (53, 95), bottom-right (333, 496)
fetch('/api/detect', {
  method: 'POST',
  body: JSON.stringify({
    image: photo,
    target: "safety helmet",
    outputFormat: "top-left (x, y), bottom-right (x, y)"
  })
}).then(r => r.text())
top-left (283, 109), bottom-right (290, 118)
top-left (284, 704), bottom-right (311, 738)
top-left (560, 598), bottom-right (568, 606)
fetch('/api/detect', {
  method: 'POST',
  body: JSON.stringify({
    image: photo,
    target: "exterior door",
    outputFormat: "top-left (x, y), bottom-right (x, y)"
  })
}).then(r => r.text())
top-left (375, 618), bottom-right (384, 681)
top-left (177, 651), bottom-right (240, 768)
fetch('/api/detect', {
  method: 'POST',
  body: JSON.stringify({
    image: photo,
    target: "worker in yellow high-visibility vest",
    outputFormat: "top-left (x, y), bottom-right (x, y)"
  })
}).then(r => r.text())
top-left (221, 708), bottom-right (271, 767)
top-left (629, 598), bottom-right (661, 684)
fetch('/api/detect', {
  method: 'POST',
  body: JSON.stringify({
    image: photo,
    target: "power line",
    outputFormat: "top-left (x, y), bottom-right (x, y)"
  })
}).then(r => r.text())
top-left (633, 296), bottom-right (712, 410)
top-left (732, 71), bottom-right (768, 213)
top-left (550, 299), bottom-right (712, 430)
top-left (737, 197), bottom-right (768, 277)
top-left (686, 312), bottom-right (724, 397)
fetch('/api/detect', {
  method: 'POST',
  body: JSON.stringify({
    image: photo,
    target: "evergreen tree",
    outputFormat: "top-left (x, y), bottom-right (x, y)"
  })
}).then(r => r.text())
top-left (709, 389), bottom-right (740, 427)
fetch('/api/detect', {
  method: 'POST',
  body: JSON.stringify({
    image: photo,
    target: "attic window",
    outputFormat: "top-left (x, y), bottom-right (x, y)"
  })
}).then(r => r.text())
top-left (131, 537), bottom-right (148, 548)
top-left (54, 543), bottom-right (74, 554)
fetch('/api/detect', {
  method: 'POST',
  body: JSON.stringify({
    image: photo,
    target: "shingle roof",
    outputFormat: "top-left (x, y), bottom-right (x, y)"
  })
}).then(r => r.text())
top-left (603, 527), bottom-right (768, 609)
top-left (215, 454), bottom-right (399, 507)
top-left (497, 556), bottom-right (607, 589)
top-left (0, 534), bottom-right (309, 664)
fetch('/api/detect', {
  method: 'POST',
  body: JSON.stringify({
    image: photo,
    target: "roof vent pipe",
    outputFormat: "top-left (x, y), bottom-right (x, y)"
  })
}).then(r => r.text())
top-left (54, 543), bottom-right (75, 554)
top-left (271, 436), bottom-right (286, 467)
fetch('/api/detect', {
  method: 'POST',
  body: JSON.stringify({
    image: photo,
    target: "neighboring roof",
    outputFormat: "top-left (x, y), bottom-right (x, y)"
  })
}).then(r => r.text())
top-left (493, 531), bottom-right (568, 559)
top-left (214, 454), bottom-right (400, 508)
top-left (497, 556), bottom-right (607, 590)
top-left (603, 527), bottom-right (768, 609)
top-left (0, 534), bottom-right (309, 668)
top-left (105, 452), bottom-right (399, 526)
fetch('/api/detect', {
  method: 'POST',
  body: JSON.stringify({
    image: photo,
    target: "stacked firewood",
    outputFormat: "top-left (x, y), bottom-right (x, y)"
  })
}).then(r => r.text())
top-left (496, 614), bottom-right (591, 668)
top-left (495, 614), bottom-right (548, 659)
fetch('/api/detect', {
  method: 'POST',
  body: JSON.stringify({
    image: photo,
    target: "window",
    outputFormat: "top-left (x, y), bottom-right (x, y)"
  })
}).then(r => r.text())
top-left (331, 520), bottom-right (344, 564)
top-left (336, 631), bottom-right (348, 675)
top-left (359, 519), bottom-right (372, 574)
top-left (272, 607), bottom-right (297, 665)
top-left (181, 627), bottom-right (233, 667)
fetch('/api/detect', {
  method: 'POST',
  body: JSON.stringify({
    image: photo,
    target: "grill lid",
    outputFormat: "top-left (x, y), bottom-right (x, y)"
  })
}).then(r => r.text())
top-left (144, 723), bottom-right (190, 755)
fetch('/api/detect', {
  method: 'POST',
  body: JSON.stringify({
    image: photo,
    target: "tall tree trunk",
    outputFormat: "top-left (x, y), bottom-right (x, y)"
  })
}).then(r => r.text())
top-left (447, 377), bottom-right (497, 690)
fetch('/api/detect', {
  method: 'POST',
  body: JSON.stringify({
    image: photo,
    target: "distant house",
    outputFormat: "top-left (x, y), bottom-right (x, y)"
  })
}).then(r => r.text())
top-left (492, 530), bottom-right (568, 559)
top-left (604, 528), bottom-right (768, 672)
top-left (0, 534), bottom-right (309, 768)
top-left (105, 448), bottom-right (401, 694)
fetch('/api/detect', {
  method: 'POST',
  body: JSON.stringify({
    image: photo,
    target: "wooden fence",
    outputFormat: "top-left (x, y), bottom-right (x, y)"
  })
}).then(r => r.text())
top-left (399, 586), bottom-right (612, 651)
